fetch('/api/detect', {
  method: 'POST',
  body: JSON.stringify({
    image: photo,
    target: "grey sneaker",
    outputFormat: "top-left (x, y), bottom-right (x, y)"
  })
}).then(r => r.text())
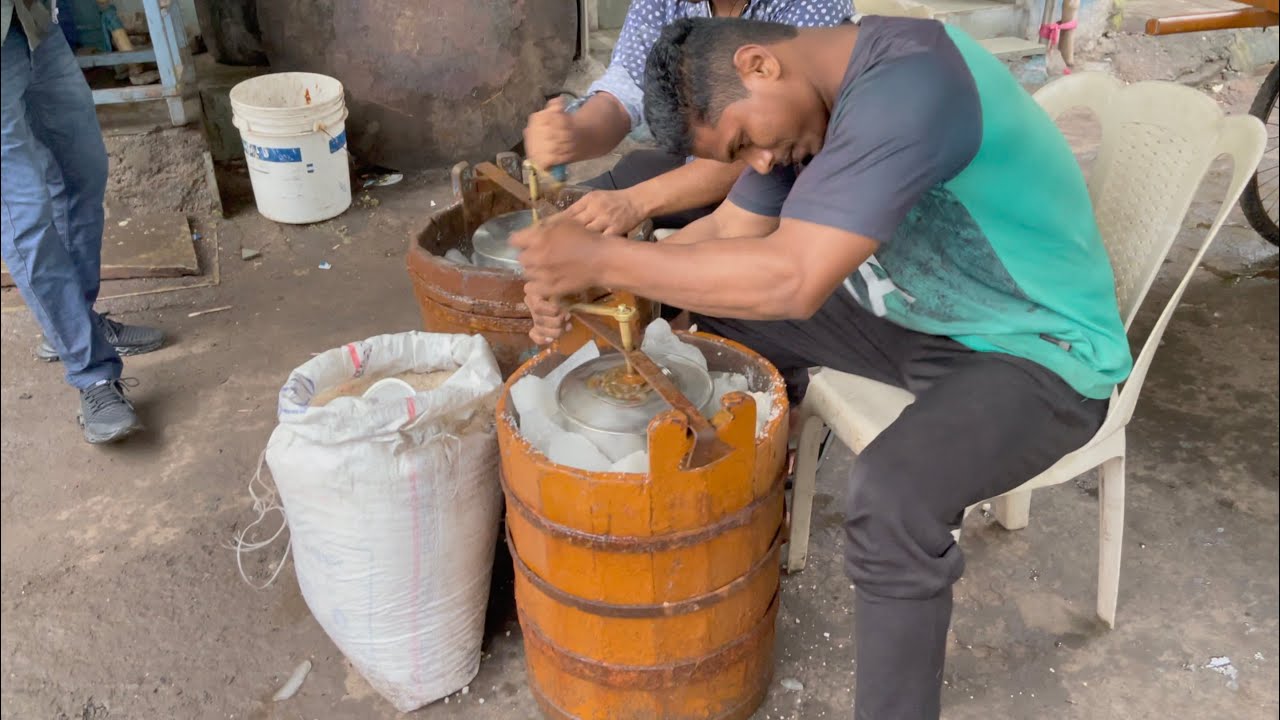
top-left (79, 379), bottom-right (142, 444)
top-left (37, 315), bottom-right (165, 362)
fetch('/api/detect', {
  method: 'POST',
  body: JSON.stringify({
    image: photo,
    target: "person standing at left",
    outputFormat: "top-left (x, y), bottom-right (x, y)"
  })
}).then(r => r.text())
top-left (2, 0), bottom-right (165, 443)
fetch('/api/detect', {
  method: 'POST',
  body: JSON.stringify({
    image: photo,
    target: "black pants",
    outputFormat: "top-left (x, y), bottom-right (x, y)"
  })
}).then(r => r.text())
top-left (694, 291), bottom-right (1107, 720)
top-left (582, 149), bottom-right (717, 230)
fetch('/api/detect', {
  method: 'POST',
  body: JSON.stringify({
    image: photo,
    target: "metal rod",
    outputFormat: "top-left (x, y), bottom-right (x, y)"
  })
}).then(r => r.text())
top-left (570, 302), bottom-right (638, 375)
top-left (524, 160), bottom-right (542, 224)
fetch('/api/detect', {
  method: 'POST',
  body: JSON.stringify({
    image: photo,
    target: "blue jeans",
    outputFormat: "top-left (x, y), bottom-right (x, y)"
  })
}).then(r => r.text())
top-left (1, 22), bottom-right (120, 389)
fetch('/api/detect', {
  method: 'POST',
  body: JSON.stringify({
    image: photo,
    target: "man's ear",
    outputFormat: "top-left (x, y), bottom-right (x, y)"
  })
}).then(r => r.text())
top-left (732, 45), bottom-right (781, 84)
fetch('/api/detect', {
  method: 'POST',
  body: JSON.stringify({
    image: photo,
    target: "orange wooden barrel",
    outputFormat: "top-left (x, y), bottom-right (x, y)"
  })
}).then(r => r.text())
top-left (496, 333), bottom-right (789, 720)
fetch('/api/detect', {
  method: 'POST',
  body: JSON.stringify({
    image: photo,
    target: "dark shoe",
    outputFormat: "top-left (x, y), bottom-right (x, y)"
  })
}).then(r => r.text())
top-left (79, 379), bottom-right (142, 444)
top-left (37, 314), bottom-right (165, 362)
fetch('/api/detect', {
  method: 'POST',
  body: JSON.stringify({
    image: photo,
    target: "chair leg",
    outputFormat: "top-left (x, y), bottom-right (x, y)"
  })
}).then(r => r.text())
top-left (785, 413), bottom-right (826, 573)
top-left (991, 489), bottom-right (1032, 531)
top-left (951, 504), bottom-right (978, 542)
top-left (1097, 455), bottom-right (1125, 628)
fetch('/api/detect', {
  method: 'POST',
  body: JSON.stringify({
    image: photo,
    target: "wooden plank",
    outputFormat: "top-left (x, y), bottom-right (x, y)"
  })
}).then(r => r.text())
top-left (1146, 6), bottom-right (1278, 34)
top-left (1, 212), bottom-right (198, 287)
top-left (474, 161), bottom-right (561, 219)
top-left (1235, 0), bottom-right (1278, 15)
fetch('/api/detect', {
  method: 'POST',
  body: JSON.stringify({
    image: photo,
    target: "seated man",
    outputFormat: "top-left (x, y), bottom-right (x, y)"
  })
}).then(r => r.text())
top-left (513, 16), bottom-right (1132, 720)
top-left (523, 0), bottom-right (849, 235)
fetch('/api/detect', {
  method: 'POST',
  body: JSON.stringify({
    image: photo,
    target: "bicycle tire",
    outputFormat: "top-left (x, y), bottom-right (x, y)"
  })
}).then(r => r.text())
top-left (1240, 63), bottom-right (1279, 246)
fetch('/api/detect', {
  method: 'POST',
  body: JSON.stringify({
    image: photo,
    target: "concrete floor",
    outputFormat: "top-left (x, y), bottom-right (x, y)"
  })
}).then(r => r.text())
top-left (3, 54), bottom-right (1279, 720)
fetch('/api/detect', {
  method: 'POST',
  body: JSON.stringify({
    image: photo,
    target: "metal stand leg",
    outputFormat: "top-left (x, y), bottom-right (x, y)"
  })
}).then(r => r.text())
top-left (143, 0), bottom-right (194, 125)
top-left (80, 0), bottom-right (197, 126)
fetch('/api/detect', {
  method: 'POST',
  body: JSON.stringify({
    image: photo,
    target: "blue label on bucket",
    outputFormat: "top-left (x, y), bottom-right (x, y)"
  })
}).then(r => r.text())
top-left (329, 130), bottom-right (347, 154)
top-left (243, 141), bottom-right (302, 163)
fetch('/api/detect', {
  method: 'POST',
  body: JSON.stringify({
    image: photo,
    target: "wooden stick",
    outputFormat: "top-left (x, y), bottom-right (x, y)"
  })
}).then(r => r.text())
top-left (1060, 0), bottom-right (1080, 67)
top-left (188, 305), bottom-right (232, 318)
top-left (1146, 8), bottom-right (1278, 35)
top-left (474, 162), bottom-right (560, 218)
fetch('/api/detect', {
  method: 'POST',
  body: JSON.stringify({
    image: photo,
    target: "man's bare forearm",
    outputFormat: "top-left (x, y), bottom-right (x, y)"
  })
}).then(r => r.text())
top-left (659, 198), bottom-right (781, 246)
top-left (628, 159), bottom-right (746, 218)
top-left (597, 236), bottom-right (808, 320)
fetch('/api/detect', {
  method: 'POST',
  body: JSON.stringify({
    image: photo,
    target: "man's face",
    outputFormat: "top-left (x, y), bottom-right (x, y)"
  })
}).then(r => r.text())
top-left (689, 54), bottom-right (828, 175)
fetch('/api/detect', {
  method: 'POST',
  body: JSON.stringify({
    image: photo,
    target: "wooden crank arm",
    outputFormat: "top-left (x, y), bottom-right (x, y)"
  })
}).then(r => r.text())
top-left (474, 161), bottom-right (561, 218)
top-left (569, 311), bottom-right (733, 469)
top-left (1145, 7), bottom-right (1278, 35)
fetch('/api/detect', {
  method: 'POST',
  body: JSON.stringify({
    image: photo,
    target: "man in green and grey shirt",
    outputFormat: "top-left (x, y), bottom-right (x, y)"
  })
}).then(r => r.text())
top-left (3, 0), bottom-right (166, 442)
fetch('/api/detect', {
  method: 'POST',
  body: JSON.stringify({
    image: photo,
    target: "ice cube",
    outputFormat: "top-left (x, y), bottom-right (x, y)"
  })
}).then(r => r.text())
top-left (546, 431), bottom-right (612, 472)
top-left (583, 430), bottom-right (647, 463)
top-left (510, 375), bottom-right (561, 450)
top-left (707, 371), bottom-right (775, 438)
top-left (641, 318), bottom-right (707, 371)
top-left (510, 375), bottom-right (555, 422)
top-left (443, 248), bottom-right (471, 265)
top-left (710, 371), bottom-right (751, 411)
top-left (544, 341), bottom-right (600, 389)
top-left (750, 390), bottom-right (774, 437)
top-left (609, 449), bottom-right (649, 474)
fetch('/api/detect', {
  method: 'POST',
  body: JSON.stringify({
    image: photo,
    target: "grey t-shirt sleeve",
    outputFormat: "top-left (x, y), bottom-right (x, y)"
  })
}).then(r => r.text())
top-left (727, 165), bottom-right (799, 217)
top-left (780, 50), bottom-right (981, 243)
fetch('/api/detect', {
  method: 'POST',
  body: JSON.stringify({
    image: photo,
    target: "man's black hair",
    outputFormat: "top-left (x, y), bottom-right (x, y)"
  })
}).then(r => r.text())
top-left (643, 18), bottom-right (799, 156)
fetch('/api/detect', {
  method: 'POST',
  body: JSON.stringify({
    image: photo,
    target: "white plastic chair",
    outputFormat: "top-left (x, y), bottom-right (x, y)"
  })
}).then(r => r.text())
top-left (784, 73), bottom-right (1267, 629)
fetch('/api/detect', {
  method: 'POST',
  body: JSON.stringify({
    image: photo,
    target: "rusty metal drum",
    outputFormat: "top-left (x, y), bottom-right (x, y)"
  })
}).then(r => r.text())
top-left (496, 332), bottom-right (790, 720)
top-left (257, 0), bottom-right (577, 170)
top-left (406, 155), bottom-right (653, 376)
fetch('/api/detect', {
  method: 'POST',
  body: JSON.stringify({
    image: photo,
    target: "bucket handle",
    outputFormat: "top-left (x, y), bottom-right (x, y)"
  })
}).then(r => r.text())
top-left (231, 108), bottom-right (349, 138)
top-left (313, 108), bottom-right (350, 136)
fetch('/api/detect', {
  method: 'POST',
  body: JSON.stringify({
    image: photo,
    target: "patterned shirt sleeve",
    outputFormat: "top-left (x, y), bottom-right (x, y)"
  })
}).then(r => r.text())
top-left (766, 0), bottom-right (854, 27)
top-left (586, 0), bottom-right (669, 131)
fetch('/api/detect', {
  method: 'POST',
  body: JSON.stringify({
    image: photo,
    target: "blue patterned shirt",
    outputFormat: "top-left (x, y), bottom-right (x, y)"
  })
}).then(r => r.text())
top-left (589, 0), bottom-right (853, 131)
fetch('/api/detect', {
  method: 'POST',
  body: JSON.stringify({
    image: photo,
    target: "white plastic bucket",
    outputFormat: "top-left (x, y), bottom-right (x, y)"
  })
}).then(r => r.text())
top-left (231, 72), bottom-right (352, 224)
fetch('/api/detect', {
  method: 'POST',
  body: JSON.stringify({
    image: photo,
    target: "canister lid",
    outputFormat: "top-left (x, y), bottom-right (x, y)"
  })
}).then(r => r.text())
top-left (556, 351), bottom-right (713, 435)
top-left (471, 209), bottom-right (534, 271)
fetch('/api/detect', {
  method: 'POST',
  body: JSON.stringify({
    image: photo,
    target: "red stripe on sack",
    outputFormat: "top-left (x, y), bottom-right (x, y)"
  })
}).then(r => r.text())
top-left (345, 343), bottom-right (362, 375)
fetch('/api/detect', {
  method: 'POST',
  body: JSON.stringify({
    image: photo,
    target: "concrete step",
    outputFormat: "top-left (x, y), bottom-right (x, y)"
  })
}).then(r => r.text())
top-left (929, 0), bottom-right (1027, 40)
top-left (979, 35), bottom-right (1048, 58)
top-left (857, 0), bottom-right (1028, 40)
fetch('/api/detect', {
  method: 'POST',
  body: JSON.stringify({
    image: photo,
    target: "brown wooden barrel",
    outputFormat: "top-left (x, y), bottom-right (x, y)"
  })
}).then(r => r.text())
top-left (406, 156), bottom-right (654, 376)
top-left (497, 333), bottom-right (789, 720)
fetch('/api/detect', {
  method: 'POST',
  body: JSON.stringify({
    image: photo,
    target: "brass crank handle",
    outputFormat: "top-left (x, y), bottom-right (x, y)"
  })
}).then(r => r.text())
top-left (568, 302), bottom-right (637, 354)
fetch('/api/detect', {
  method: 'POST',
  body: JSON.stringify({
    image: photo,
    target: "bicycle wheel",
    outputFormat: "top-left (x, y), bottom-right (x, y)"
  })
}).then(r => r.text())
top-left (1240, 63), bottom-right (1278, 246)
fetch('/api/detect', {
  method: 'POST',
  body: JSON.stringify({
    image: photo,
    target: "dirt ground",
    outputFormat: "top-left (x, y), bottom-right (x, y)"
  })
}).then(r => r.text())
top-left (2, 36), bottom-right (1278, 720)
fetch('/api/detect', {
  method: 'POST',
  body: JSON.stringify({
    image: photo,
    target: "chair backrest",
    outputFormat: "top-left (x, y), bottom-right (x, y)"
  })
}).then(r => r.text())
top-left (1033, 73), bottom-right (1266, 432)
